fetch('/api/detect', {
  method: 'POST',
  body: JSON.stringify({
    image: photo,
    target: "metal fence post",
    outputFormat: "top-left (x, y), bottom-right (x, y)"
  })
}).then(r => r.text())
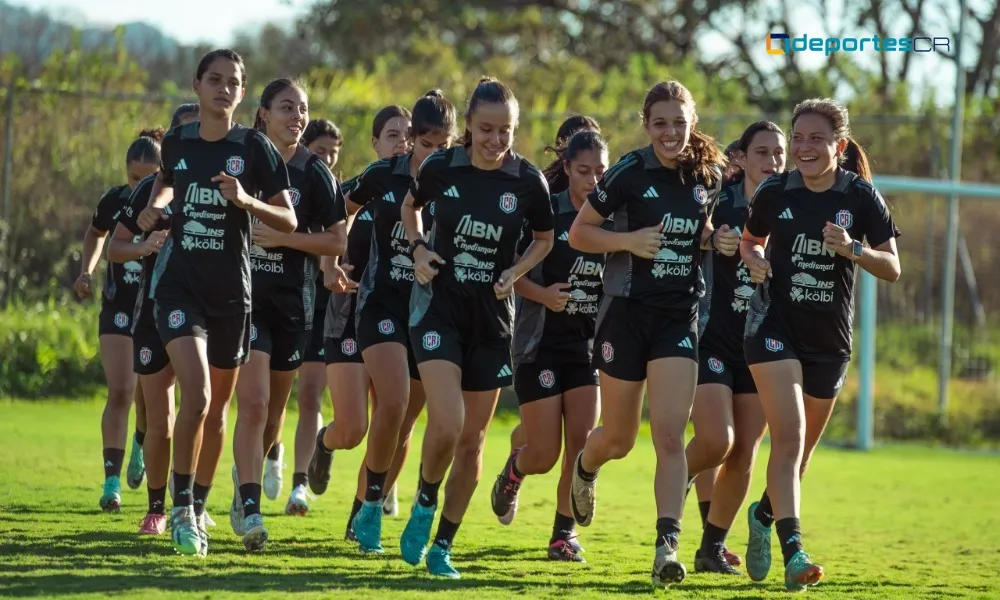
top-left (857, 271), bottom-right (876, 450)
top-left (1, 81), bottom-right (14, 308)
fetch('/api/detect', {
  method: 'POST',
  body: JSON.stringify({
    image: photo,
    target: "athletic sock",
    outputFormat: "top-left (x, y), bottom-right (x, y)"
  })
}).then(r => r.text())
top-left (192, 483), bottom-right (211, 517)
top-left (776, 517), bottom-right (804, 566)
top-left (292, 472), bottom-right (308, 489)
top-left (103, 448), bottom-right (125, 479)
top-left (575, 454), bottom-right (598, 482)
top-left (698, 501), bottom-right (711, 527)
top-left (349, 497), bottom-right (363, 524)
top-left (364, 467), bottom-right (388, 502)
top-left (700, 521), bottom-right (729, 555)
top-left (433, 516), bottom-right (460, 550)
top-left (134, 430), bottom-right (145, 446)
top-left (655, 517), bottom-right (681, 550)
top-left (267, 443), bottom-right (281, 461)
top-left (507, 451), bottom-right (525, 482)
top-left (551, 512), bottom-right (576, 544)
top-left (148, 486), bottom-right (166, 515)
top-left (416, 466), bottom-right (442, 508)
top-left (755, 491), bottom-right (775, 527)
top-left (239, 483), bottom-right (262, 517)
top-left (172, 472), bottom-right (193, 507)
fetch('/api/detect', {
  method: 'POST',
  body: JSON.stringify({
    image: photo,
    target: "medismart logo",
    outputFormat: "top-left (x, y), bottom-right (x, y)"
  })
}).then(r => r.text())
top-left (767, 33), bottom-right (951, 56)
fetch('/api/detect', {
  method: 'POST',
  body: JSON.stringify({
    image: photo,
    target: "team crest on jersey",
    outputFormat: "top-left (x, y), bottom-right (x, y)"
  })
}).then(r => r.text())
top-left (765, 338), bottom-right (784, 352)
top-left (538, 369), bottom-right (555, 389)
top-left (428, 201), bottom-right (436, 216)
top-left (601, 341), bottom-right (614, 363)
top-left (378, 319), bottom-right (395, 335)
top-left (499, 192), bottom-right (518, 214)
top-left (225, 155), bottom-right (245, 176)
top-left (707, 357), bottom-right (724, 374)
top-left (341, 338), bottom-right (357, 356)
top-left (693, 185), bottom-right (709, 205)
top-left (834, 210), bottom-right (853, 229)
top-left (139, 347), bottom-right (152, 366)
top-left (167, 310), bottom-right (185, 329)
top-left (288, 187), bottom-right (301, 207)
top-left (114, 311), bottom-right (129, 329)
top-left (249, 325), bottom-right (258, 342)
top-left (422, 331), bottom-right (441, 351)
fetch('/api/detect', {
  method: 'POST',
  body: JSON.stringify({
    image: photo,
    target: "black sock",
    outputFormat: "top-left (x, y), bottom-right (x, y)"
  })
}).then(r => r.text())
top-left (776, 517), bottom-right (804, 566)
top-left (433, 516), bottom-right (460, 550)
top-left (103, 448), bottom-right (125, 479)
top-left (134, 430), bottom-right (145, 446)
top-left (192, 483), bottom-right (211, 517)
top-left (148, 486), bottom-right (166, 515)
top-left (575, 455), bottom-right (598, 482)
top-left (700, 521), bottom-right (729, 554)
top-left (172, 472), bottom-right (193, 507)
top-left (292, 472), bottom-right (308, 489)
top-left (417, 468), bottom-right (442, 508)
top-left (349, 497), bottom-right (363, 524)
top-left (655, 517), bottom-right (681, 550)
top-left (239, 483), bottom-right (262, 517)
top-left (506, 451), bottom-right (525, 480)
top-left (317, 430), bottom-right (333, 454)
top-left (365, 467), bottom-right (388, 502)
top-left (267, 443), bottom-right (282, 461)
top-left (551, 512), bottom-right (576, 544)
top-left (755, 491), bottom-right (775, 527)
top-left (698, 501), bottom-right (711, 527)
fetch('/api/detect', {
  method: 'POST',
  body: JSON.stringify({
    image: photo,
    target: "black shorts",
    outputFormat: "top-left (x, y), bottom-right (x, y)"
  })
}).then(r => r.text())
top-left (409, 319), bottom-right (513, 392)
top-left (249, 310), bottom-right (310, 371)
top-left (303, 309), bottom-right (326, 363)
top-left (99, 303), bottom-right (134, 337)
top-left (514, 360), bottom-right (599, 405)
top-left (593, 297), bottom-right (698, 382)
top-left (132, 309), bottom-right (169, 376)
top-left (744, 323), bottom-right (849, 399)
top-left (697, 350), bottom-right (757, 395)
top-left (153, 300), bottom-right (251, 370)
top-left (356, 300), bottom-right (420, 380)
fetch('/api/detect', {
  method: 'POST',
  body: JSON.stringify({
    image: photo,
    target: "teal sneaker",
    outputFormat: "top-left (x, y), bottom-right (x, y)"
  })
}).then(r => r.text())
top-left (784, 550), bottom-right (823, 591)
top-left (400, 502), bottom-right (436, 566)
top-left (427, 543), bottom-right (461, 579)
top-left (99, 476), bottom-right (122, 512)
top-left (353, 500), bottom-right (384, 554)
top-left (126, 434), bottom-right (146, 490)
top-left (170, 506), bottom-right (200, 556)
top-left (746, 502), bottom-right (772, 582)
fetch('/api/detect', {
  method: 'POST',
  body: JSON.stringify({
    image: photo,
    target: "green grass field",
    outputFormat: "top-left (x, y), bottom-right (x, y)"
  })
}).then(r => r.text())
top-left (1, 399), bottom-right (998, 599)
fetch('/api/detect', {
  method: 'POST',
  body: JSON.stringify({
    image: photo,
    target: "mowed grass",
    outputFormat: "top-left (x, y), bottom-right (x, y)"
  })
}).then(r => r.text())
top-left (0, 399), bottom-right (998, 599)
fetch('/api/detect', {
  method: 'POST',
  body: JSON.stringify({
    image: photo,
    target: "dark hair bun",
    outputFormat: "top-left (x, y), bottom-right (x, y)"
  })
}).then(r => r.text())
top-left (424, 89), bottom-right (444, 98)
top-left (138, 127), bottom-right (166, 142)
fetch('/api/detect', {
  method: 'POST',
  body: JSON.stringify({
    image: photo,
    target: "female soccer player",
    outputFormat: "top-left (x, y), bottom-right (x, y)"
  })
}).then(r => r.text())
top-left (685, 121), bottom-right (786, 575)
top-left (740, 99), bottom-right (900, 590)
top-left (308, 105), bottom-right (412, 535)
top-left (75, 128), bottom-right (162, 511)
top-left (137, 49), bottom-right (296, 556)
top-left (278, 117), bottom-right (346, 515)
top-left (567, 81), bottom-right (738, 588)
top-left (399, 77), bottom-right (554, 578)
top-left (228, 79), bottom-right (347, 546)
top-left (170, 104), bottom-right (200, 129)
top-left (489, 129), bottom-right (607, 564)
top-left (343, 90), bottom-right (457, 553)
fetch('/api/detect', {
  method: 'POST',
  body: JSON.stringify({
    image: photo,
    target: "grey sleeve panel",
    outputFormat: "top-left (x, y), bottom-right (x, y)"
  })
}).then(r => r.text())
top-left (355, 238), bottom-right (379, 320)
top-left (512, 294), bottom-right (546, 366)
top-left (601, 204), bottom-right (632, 297)
top-left (408, 225), bottom-right (436, 328)
top-left (324, 292), bottom-right (352, 339)
top-left (697, 250), bottom-right (714, 338)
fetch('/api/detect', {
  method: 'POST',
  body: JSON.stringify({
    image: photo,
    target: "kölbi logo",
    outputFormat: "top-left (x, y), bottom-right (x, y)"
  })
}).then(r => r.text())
top-left (767, 33), bottom-right (950, 57)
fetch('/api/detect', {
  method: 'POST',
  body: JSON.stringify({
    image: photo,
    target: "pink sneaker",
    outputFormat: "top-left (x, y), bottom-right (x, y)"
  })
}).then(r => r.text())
top-left (138, 513), bottom-right (167, 535)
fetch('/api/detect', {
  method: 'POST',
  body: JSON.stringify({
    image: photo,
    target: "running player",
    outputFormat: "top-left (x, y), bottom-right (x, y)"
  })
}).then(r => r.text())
top-left (75, 128), bottom-right (163, 511)
top-left (309, 105), bottom-right (412, 536)
top-left (400, 77), bottom-right (554, 578)
top-left (228, 79), bottom-right (348, 546)
top-left (740, 98), bottom-right (900, 590)
top-left (345, 90), bottom-right (457, 553)
top-left (489, 129), bottom-right (607, 563)
top-left (567, 81), bottom-right (738, 588)
top-left (137, 49), bottom-right (297, 556)
top-left (280, 117), bottom-right (346, 515)
top-left (686, 121), bottom-right (786, 575)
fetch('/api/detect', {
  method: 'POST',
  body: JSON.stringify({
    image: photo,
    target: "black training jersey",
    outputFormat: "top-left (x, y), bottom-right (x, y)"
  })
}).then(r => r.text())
top-left (92, 184), bottom-right (143, 308)
top-left (117, 174), bottom-right (171, 327)
top-left (251, 145), bottom-right (346, 319)
top-left (513, 191), bottom-right (607, 365)
top-left (590, 145), bottom-right (721, 310)
top-left (745, 169), bottom-right (901, 358)
top-left (698, 181), bottom-right (755, 363)
top-left (150, 122), bottom-right (290, 316)
top-left (323, 175), bottom-right (375, 339)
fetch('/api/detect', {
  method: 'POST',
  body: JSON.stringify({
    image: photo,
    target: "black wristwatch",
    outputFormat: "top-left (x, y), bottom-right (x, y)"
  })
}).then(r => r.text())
top-left (409, 238), bottom-right (428, 254)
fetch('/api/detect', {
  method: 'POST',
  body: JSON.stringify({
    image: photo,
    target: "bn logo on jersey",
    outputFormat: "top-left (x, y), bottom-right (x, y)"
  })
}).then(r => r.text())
top-left (139, 347), bottom-right (152, 366)
top-left (226, 156), bottom-right (245, 176)
top-left (341, 338), bottom-right (357, 356)
top-left (499, 192), bottom-right (518, 214)
top-left (834, 210), bottom-right (853, 229)
top-left (693, 185), bottom-right (709, 205)
top-left (539, 369), bottom-right (555, 389)
top-left (288, 188), bottom-right (301, 207)
top-left (601, 341), bottom-right (614, 363)
top-left (114, 312), bottom-right (129, 329)
top-left (422, 331), bottom-right (441, 351)
top-left (167, 310), bottom-right (185, 329)
top-left (707, 357), bottom-right (724, 374)
top-left (378, 319), bottom-right (395, 335)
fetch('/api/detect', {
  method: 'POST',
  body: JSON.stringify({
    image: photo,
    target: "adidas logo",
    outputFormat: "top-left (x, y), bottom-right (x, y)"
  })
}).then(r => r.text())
top-left (105, 460), bottom-right (113, 467)
top-left (444, 186), bottom-right (460, 198)
top-left (643, 186), bottom-right (659, 199)
top-left (558, 231), bottom-right (570, 241)
top-left (779, 208), bottom-right (794, 220)
top-left (383, 191), bottom-right (396, 204)
top-left (175, 159), bottom-right (188, 170)
top-left (497, 364), bottom-right (513, 378)
top-left (677, 337), bottom-right (694, 349)
top-left (357, 212), bottom-right (373, 221)
top-left (289, 350), bottom-right (301, 362)
top-left (243, 498), bottom-right (255, 506)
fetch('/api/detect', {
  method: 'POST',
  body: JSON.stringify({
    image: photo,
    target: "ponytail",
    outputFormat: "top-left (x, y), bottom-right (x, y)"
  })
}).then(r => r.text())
top-left (842, 136), bottom-right (872, 183)
top-left (679, 129), bottom-right (726, 186)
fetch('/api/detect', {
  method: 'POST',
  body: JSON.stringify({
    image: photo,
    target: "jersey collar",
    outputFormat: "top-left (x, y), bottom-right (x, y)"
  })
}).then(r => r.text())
top-left (450, 146), bottom-right (523, 177)
top-left (785, 168), bottom-right (854, 192)
top-left (393, 153), bottom-right (412, 176)
top-left (288, 144), bottom-right (311, 170)
top-left (552, 190), bottom-right (576, 214)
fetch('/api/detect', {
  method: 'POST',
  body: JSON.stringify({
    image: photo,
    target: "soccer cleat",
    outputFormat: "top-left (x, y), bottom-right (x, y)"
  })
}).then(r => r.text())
top-left (723, 546), bottom-right (743, 567)
top-left (242, 513), bottom-right (269, 552)
top-left (569, 452), bottom-right (597, 527)
top-left (263, 444), bottom-right (284, 501)
top-left (400, 502), bottom-right (436, 566)
top-left (353, 500), bottom-right (385, 554)
top-left (195, 512), bottom-right (210, 557)
top-left (568, 538), bottom-right (585, 554)
top-left (203, 511), bottom-right (217, 528)
top-left (345, 517), bottom-right (357, 542)
top-left (427, 543), bottom-right (461, 579)
top-left (548, 539), bottom-right (586, 563)
top-left (652, 542), bottom-right (687, 587)
top-left (230, 465), bottom-right (245, 536)
top-left (285, 485), bottom-right (311, 516)
top-left (695, 547), bottom-right (742, 575)
top-left (137, 513), bottom-right (167, 535)
top-left (490, 449), bottom-right (522, 525)
top-left (784, 550), bottom-right (823, 591)
top-left (383, 486), bottom-right (398, 516)
top-left (745, 502), bottom-right (773, 582)
top-left (169, 506), bottom-right (200, 556)
top-left (99, 476), bottom-right (122, 512)
top-left (126, 434), bottom-right (146, 490)
top-left (307, 428), bottom-right (333, 495)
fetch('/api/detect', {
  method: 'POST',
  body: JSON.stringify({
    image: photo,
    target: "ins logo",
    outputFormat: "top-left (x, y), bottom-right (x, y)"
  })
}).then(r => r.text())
top-left (538, 369), bottom-right (555, 389)
top-left (499, 192), bottom-right (518, 214)
top-left (834, 210), bottom-right (853, 229)
top-left (226, 155), bottom-right (245, 176)
top-left (601, 341), bottom-right (614, 363)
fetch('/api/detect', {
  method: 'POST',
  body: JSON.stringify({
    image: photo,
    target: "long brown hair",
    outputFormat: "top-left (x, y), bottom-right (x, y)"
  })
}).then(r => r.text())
top-left (791, 98), bottom-right (872, 183)
top-left (642, 81), bottom-right (726, 186)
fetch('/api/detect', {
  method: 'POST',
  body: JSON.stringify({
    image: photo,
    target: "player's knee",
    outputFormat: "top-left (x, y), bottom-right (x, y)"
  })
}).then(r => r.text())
top-left (703, 426), bottom-right (736, 467)
top-left (455, 430), bottom-right (486, 468)
top-left (605, 432), bottom-right (637, 460)
top-left (342, 418), bottom-right (368, 449)
top-left (769, 428), bottom-right (804, 464)
top-left (725, 436), bottom-right (759, 475)
top-left (106, 381), bottom-right (134, 410)
top-left (521, 444), bottom-right (560, 475)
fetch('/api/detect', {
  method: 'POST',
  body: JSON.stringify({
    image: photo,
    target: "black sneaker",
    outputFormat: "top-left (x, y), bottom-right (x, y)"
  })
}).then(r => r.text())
top-left (548, 539), bottom-right (585, 563)
top-left (345, 516), bottom-right (357, 542)
top-left (695, 547), bottom-right (742, 575)
top-left (307, 427), bottom-right (333, 496)
top-left (490, 451), bottom-right (522, 525)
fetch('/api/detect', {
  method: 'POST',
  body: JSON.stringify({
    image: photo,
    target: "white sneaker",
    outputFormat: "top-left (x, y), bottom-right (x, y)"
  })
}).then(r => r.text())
top-left (195, 512), bottom-right (210, 557)
top-left (382, 485), bottom-right (398, 516)
top-left (230, 465), bottom-right (245, 536)
top-left (263, 445), bottom-right (284, 501)
top-left (285, 484), bottom-right (311, 516)
top-left (242, 513), bottom-right (268, 552)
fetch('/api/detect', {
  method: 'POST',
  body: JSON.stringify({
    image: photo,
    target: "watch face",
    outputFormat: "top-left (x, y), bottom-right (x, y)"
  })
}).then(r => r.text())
top-left (853, 240), bottom-right (863, 257)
